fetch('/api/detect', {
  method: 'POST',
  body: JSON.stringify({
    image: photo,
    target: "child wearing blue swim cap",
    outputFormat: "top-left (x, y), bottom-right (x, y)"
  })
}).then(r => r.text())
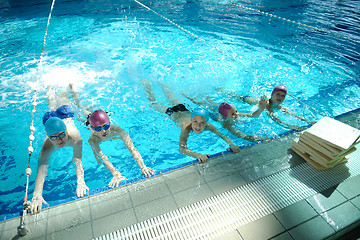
top-left (69, 84), bottom-right (154, 188)
top-left (30, 87), bottom-right (88, 214)
top-left (142, 79), bottom-right (240, 163)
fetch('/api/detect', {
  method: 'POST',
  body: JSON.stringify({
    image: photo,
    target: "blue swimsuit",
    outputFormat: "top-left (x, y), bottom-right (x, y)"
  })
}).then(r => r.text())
top-left (43, 105), bottom-right (75, 125)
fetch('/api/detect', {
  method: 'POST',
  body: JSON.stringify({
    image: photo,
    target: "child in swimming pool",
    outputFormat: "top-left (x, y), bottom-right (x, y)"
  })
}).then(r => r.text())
top-left (69, 84), bottom-right (154, 188)
top-left (182, 93), bottom-right (269, 142)
top-left (31, 87), bottom-right (88, 214)
top-left (141, 79), bottom-right (240, 162)
top-left (222, 84), bottom-right (314, 130)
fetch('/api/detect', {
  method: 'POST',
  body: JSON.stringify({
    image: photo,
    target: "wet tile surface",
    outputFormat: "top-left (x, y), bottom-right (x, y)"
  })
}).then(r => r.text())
top-left (321, 201), bottom-right (360, 232)
top-left (288, 215), bottom-right (335, 240)
top-left (336, 174), bottom-right (360, 199)
top-left (134, 195), bottom-right (178, 222)
top-left (172, 183), bottom-right (214, 208)
top-left (92, 208), bottom-right (137, 238)
top-left (306, 188), bottom-right (348, 213)
top-left (274, 200), bottom-right (318, 230)
top-left (236, 214), bottom-right (286, 240)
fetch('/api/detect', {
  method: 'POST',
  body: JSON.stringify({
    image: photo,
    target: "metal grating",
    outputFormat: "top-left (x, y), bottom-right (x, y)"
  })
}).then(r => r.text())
top-left (94, 150), bottom-right (360, 240)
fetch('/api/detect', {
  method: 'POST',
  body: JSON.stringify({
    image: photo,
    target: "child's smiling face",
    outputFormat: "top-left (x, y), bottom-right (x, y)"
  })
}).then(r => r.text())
top-left (271, 91), bottom-right (286, 105)
top-left (191, 116), bottom-right (206, 134)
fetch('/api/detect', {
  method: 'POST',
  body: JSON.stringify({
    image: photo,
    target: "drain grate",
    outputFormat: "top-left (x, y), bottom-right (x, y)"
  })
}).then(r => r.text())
top-left (94, 150), bottom-right (360, 240)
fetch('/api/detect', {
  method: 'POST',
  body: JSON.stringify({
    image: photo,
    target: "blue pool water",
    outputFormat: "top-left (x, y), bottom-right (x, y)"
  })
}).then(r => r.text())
top-left (0, 0), bottom-right (359, 220)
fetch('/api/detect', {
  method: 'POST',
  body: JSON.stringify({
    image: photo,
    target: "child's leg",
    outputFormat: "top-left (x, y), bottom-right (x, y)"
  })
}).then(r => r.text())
top-left (242, 96), bottom-right (258, 105)
top-left (57, 89), bottom-right (70, 107)
top-left (159, 82), bottom-right (181, 106)
top-left (182, 92), bottom-right (208, 106)
top-left (205, 96), bottom-right (218, 109)
top-left (46, 86), bottom-right (70, 110)
top-left (141, 79), bottom-right (167, 113)
top-left (46, 86), bottom-right (57, 110)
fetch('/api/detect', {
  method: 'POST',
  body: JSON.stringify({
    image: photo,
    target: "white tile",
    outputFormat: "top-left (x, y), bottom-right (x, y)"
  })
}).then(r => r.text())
top-left (273, 200), bottom-right (318, 230)
top-left (90, 189), bottom-right (132, 220)
top-left (197, 160), bottom-right (239, 182)
top-left (172, 183), bottom-right (213, 208)
top-left (213, 229), bottom-right (243, 240)
top-left (134, 195), bottom-right (178, 222)
top-left (236, 214), bottom-right (285, 240)
top-left (289, 215), bottom-right (335, 240)
top-left (164, 170), bottom-right (205, 194)
top-left (207, 172), bottom-right (247, 195)
top-left (92, 208), bottom-right (137, 238)
top-left (46, 205), bottom-right (91, 234)
top-left (48, 197), bottom-right (89, 218)
top-left (127, 180), bottom-right (171, 206)
top-left (46, 221), bottom-right (92, 239)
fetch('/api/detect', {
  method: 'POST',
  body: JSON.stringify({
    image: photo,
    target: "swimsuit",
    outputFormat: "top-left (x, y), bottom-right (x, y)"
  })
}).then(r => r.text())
top-left (240, 95), bottom-right (250, 102)
top-left (165, 104), bottom-right (189, 116)
top-left (43, 105), bottom-right (75, 125)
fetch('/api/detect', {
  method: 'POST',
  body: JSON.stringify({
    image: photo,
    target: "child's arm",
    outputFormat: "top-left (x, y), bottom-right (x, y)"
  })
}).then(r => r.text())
top-left (238, 95), bottom-right (267, 118)
top-left (114, 125), bottom-right (154, 178)
top-left (223, 123), bottom-right (269, 142)
top-left (217, 87), bottom-right (258, 105)
top-left (182, 92), bottom-right (208, 106)
top-left (30, 140), bottom-right (52, 214)
top-left (281, 107), bottom-right (314, 125)
top-left (89, 139), bottom-right (128, 188)
top-left (72, 137), bottom-right (89, 197)
top-left (69, 84), bottom-right (92, 123)
top-left (207, 123), bottom-right (241, 152)
top-left (179, 127), bottom-right (210, 162)
top-left (89, 136), bottom-right (102, 165)
top-left (268, 111), bottom-right (303, 130)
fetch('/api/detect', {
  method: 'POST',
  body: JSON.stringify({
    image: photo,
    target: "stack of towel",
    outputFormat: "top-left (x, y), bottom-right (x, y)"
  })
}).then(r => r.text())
top-left (291, 117), bottom-right (360, 170)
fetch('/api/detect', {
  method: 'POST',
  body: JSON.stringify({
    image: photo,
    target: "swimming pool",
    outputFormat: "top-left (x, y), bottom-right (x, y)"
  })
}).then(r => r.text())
top-left (0, 0), bottom-right (359, 220)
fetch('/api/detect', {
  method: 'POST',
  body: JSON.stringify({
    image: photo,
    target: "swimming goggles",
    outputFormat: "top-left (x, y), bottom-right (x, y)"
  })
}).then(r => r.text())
top-left (91, 122), bottom-right (111, 132)
top-left (49, 132), bottom-right (67, 141)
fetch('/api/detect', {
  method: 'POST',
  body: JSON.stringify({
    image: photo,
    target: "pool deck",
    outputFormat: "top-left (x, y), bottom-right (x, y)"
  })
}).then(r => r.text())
top-left (1, 110), bottom-right (360, 240)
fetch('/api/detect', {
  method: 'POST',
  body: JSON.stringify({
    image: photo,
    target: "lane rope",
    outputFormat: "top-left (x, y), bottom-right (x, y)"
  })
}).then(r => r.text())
top-left (227, 1), bottom-right (357, 43)
top-left (19, 0), bottom-right (56, 235)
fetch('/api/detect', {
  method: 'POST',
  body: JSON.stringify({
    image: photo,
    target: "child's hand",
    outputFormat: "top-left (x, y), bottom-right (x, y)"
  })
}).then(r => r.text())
top-left (230, 145), bottom-right (240, 153)
top-left (108, 172), bottom-right (127, 188)
top-left (76, 181), bottom-right (89, 197)
top-left (197, 154), bottom-right (210, 163)
top-left (289, 125), bottom-right (304, 131)
top-left (258, 95), bottom-right (267, 109)
top-left (141, 166), bottom-right (155, 178)
top-left (252, 136), bottom-right (270, 141)
top-left (30, 195), bottom-right (48, 214)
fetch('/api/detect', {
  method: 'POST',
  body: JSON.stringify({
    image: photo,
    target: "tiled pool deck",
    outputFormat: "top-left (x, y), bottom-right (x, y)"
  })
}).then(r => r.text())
top-left (1, 110), bottom-right (360, 240)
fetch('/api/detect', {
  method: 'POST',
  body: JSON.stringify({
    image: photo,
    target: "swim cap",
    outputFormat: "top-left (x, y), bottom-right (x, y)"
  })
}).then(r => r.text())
top-left (45, 117), bottom-right (67, 136)
top-left (218, 102), bottom-right (235, 119)
top-left (89, 110), bottom-right (110, 127)
top-left (271, 84), bottom-right (287, 96)
top-left (191, 106), bottom-right (209, 122)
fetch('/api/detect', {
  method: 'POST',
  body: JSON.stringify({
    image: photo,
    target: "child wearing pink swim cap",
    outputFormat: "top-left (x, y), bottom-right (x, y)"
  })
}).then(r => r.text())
top-left (222, 84), bottom-right (314, 130)
top-left (141, 79), bottom-right (240, 163)
top-left (70, 84), bottom-right (154, 189)
top-left (183, 93), bottom-right (269, 142)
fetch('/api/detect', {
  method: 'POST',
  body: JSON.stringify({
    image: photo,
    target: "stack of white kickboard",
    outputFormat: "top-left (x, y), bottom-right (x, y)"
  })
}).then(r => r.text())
top-left (291, 117), bottom-right (360, 170)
